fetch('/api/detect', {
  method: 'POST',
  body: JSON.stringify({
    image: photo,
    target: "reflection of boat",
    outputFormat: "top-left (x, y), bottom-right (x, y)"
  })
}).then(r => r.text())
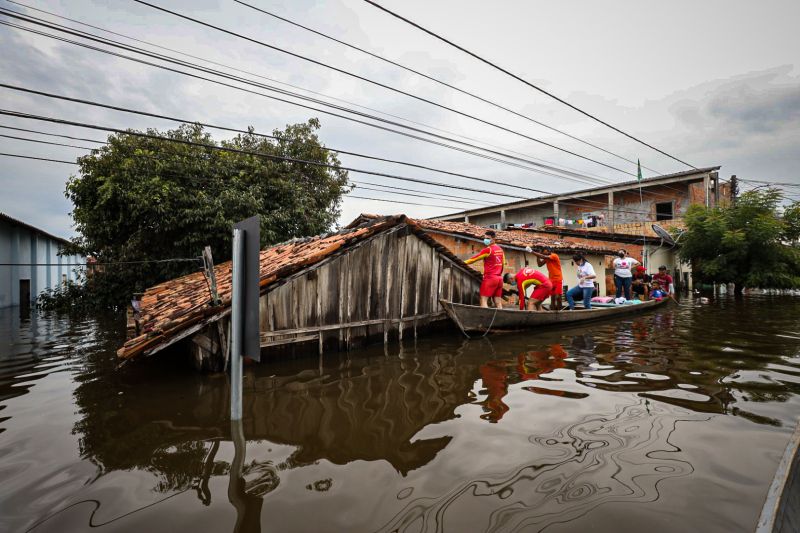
top-left (757, 419), bottom-right (800, 533)
top-left (440, 298), bottom-right (670, 335)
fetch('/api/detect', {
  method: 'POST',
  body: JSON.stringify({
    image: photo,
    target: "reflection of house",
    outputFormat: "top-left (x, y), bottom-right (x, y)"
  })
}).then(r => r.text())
top-left (0, 212), bottom-right (84, 309)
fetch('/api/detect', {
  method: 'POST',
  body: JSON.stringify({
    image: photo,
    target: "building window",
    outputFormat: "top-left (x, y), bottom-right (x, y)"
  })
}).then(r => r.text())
top-left (656, 202), bottom-right (673, 221)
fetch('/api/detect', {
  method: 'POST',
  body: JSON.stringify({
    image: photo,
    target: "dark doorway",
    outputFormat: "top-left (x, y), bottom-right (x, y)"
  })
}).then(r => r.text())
top-left (656, 202), bottom-right (674, 221)
top-left (19, 279), bottom-right (31, 315)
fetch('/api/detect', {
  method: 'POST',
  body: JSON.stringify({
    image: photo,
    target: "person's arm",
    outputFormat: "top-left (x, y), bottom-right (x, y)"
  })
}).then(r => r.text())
top-left (464, 247), bottom-right (490, 265)
top-left (667, 275), bottom-right (675, 294)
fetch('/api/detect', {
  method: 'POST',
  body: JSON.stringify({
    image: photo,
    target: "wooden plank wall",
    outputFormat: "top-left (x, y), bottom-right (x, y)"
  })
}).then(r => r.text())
top-left (257, 226), bottom-right (480, 358)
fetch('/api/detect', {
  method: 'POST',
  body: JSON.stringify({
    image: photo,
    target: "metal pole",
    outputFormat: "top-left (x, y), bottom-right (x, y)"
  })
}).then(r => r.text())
top-left (230, 228), bottom-right (243, 421)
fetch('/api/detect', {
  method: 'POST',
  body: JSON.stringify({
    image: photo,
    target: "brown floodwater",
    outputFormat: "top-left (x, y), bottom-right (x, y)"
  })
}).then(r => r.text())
top-left (1, 295), bottom-right (799, 533)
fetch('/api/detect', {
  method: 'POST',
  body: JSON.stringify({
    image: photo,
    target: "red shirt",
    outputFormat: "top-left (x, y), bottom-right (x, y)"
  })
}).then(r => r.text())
top-left (652, 272), bottom-right (673, 290)
top-left (515, 268), bottom-right (551, 309)
top-left (466, 244), bottom-right (505, 278)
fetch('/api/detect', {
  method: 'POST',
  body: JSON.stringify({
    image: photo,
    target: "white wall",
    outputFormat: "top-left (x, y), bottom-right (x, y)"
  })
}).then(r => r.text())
top-left (0, 219), bottom-right (84, 308)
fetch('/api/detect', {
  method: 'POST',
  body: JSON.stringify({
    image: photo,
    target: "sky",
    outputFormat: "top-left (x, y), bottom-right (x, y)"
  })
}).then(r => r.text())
top-left (1, 0), bottom-right (799, 239)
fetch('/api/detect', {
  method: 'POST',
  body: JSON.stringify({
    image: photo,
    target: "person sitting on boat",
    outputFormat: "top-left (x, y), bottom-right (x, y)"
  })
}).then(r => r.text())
top-left (613, 249), bottom-right (640, 301)
top-left (527, 245), bottom-right (563, 311)
top-left (464, 230), bottom-right (506, 308)
top-left (566, 254), bottom-right (596, 310)
top-left (652, 266), bottom-right (675, 295)
top-left (503, 267), bottom-right (552, 311)
top-left (650, 280), bottom-right (667, 300)
top-left (632, 265), bottom-right (651, 300)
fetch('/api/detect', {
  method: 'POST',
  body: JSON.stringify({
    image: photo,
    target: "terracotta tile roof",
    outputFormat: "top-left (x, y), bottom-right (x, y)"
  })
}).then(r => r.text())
top-left (410, 218), bottom-right (618, 254)
top-left (118, 215), bottom-right (479, 361)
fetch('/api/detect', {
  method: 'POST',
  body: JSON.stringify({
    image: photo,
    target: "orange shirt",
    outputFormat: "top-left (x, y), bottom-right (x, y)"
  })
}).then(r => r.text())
top-left (542, 253), bottom-right (563, 281)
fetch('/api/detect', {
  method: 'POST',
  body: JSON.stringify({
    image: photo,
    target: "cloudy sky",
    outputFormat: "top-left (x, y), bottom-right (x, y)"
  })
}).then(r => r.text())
top-left (1, 0), bottom-right (799, 238)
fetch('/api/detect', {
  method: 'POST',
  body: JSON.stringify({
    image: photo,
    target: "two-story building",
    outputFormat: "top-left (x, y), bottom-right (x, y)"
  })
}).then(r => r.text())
top-left (432, 167), bottom-right (726, 291)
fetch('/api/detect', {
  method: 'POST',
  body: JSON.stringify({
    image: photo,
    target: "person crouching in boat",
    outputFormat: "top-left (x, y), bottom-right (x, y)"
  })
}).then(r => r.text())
top-left (503, 268), bottom-right (552, 311)
top-left (464, 230), bottom-right (506, 308)
top-left (566, 254), bottom-right (596, 310)
top-left (527, 245), bottom-right (563, 311)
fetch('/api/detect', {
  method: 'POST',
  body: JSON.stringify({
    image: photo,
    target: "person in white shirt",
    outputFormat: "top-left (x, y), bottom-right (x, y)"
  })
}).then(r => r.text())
top-left (612, 249), bottom-right (640, 300)
top-left (566, 254), bottom-right (596, 309)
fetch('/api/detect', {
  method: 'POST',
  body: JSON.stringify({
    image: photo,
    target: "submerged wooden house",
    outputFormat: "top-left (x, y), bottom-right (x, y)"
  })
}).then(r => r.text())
top-left (118, 215), bottom-right (483, 369)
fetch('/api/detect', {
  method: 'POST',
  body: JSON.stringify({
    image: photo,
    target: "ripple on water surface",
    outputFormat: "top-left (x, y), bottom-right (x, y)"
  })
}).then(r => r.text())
top-left (0, 295), bottom-right (799, 533)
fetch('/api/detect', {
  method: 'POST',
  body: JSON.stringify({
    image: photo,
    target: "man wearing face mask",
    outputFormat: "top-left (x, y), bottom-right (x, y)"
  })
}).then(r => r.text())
top-left (612, 249), bottom-right (640, 301)
top-left (464, 230), bottom-right (506, 308)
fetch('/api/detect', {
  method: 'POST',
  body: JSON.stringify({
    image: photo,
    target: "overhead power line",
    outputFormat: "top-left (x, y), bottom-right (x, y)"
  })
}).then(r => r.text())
top-left (127, 0), bottom-right (636, 178)
top-left (3, 0), bottom-right (617, 187)
top-left (0, 15), bottom-right (615, 188)
top-left (0, 132), bottom-right (95, 150)
top-left (0, 82), bottom-right (553, 197)
top-left (0, 149), bottom-right (484, 209)
top-left (0, 108), bottom-right (530, 199)
top-left (0, 145), bottom-right (677, 219)
top-left (362, 0), bottom-right (697, 169)
top-left (231, 0), bottom-right (661, 175)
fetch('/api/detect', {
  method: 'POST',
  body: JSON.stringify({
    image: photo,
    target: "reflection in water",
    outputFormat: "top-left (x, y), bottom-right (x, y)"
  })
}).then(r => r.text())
top-left (376, 398), bottom-right (706, 533)
top-left (0, 295), bottom-right (799, 532)
top-left (478, 345), bottom-right (569, 422)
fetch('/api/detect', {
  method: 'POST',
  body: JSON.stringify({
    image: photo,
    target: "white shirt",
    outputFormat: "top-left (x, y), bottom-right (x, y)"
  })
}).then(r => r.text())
top-left (577, 261), bottom-right (596, 288)
top-left (613, 257), bottom-right (639, 278)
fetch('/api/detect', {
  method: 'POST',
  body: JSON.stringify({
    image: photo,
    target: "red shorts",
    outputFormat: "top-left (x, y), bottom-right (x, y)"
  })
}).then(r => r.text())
top-left (530, 282), bottom-right (553, 302)
top-left (480, 275), bottom-right (504, 297)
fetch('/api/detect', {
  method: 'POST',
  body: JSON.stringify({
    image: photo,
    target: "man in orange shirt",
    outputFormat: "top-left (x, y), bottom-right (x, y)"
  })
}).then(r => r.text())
top-left (464, 230), bottom-right (505, 308)
top-left (528, 246), bottom-right (563, 310)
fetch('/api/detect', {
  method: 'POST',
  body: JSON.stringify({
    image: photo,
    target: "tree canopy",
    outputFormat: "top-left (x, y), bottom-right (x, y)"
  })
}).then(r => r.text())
top-left (678, 188), bottom-right (800, 293)
top-left (60, 119), bottom-right (350, 309)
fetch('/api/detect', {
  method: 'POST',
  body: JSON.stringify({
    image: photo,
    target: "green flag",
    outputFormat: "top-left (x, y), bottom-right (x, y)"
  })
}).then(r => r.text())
top-left (637, 159), bottom-right (643, 182)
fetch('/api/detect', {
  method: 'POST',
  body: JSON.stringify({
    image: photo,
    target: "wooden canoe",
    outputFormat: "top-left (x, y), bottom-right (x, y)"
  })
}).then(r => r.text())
top-left (757, 419), bottom-right (800, 533)
top-left (440, 298), bottom-right (670, 335)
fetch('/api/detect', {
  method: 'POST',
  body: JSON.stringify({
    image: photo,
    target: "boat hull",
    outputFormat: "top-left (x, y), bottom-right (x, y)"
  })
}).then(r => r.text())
top-left (440, 298), bottom-right (670, 334)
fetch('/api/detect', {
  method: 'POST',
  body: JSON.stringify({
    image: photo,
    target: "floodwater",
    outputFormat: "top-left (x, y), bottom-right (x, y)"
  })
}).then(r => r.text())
top-left (1, 296), bottom-right (799, 533)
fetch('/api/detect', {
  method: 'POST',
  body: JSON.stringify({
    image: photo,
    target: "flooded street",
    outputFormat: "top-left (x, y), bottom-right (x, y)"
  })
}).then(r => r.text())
top-left (1, 295), bottom-right (799, 533)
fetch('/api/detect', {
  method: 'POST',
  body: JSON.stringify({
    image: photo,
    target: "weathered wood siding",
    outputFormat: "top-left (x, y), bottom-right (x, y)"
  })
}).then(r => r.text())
top-left (257, 225), bottom-right (480, 359)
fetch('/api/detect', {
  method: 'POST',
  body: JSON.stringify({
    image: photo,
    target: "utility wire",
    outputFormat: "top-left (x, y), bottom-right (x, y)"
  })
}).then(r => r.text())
top-left (0, 132), bottom-right (95, 150)
top-left (0, 0), bottom-right (623, 182)
top-left (0, 109), bottom-right (529, 198)
top-left (0, 16), bottom-right (612, 189)
top-left (231, 0), bottom-right (661, 175)
top-left (1, 130), bottom-right (490, 206)
top-left (129, 0), bottom-right (637, 177)
top-left (353, 183), bottom-right (478, 206)
top-left (362, 0), bottom-right (697, 169)
top-left (0, 123), bottom-right (104, 143)
top-left (347, 194), bottom-right (465, 209)
top-left (0, 82), bottom-right (553, 196)
top-left (0, 148), bottom-right (677, 219)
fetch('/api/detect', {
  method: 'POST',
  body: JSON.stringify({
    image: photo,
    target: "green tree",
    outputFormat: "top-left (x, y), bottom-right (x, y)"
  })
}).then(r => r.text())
top-left (63, 119), bottom-right (350, 309)
top-left (678, 188), bottom-right (800, 294)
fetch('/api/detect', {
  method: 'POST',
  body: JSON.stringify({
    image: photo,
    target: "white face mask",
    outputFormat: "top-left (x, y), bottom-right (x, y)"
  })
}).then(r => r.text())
top-left (483, 238), bottom-right (492, 246)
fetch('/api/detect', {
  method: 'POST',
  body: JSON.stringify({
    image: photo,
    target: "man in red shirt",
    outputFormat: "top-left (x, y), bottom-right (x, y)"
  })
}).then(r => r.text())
top-left (652, 266), bottom-right (675, 294)
top-left (465, 230), bottom-right (505, 308)
top-left (503, 267), bottom-right (552, 311)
